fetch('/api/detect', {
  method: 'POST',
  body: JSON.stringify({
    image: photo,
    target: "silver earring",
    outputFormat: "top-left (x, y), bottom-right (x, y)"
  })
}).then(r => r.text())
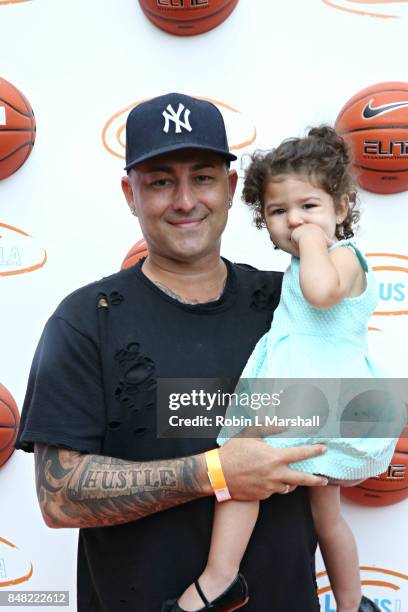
top-left (228, 199), bottom-right (233, 209)
top-left (131, 208), bottom-right (137, 216)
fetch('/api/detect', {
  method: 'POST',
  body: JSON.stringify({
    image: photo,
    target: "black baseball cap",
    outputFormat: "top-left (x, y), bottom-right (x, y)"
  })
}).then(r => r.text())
top-left (124, 92), bottom-right (237, 170)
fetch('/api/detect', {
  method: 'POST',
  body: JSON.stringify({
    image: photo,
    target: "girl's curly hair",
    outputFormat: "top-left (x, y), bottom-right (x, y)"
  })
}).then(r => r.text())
top-left (242, 125), bottom-right (360, 241)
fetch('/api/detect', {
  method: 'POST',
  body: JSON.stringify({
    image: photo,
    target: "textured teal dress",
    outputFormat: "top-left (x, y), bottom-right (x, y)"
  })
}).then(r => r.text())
top-left (218, 240), bottom-right (403, 479)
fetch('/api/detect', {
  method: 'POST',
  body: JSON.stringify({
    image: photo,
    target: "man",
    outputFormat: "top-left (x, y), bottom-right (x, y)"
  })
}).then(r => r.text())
top-left (16, 93), bottom-right (328, 612)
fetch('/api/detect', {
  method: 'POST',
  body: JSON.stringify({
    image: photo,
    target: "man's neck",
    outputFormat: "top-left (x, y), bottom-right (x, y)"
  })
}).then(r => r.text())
top-left (141, 254), bottom-right (228, 304)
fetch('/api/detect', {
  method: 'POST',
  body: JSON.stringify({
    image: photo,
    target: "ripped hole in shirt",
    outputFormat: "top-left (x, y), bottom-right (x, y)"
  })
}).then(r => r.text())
top-left (108, 421), bottom-right (121, 430)
top-left (133, 427), bottom-right (148, 436)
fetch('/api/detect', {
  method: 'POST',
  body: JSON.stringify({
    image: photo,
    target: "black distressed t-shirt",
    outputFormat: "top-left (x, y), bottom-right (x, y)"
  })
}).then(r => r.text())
top-left (16, 259), bottom-right (320, 612)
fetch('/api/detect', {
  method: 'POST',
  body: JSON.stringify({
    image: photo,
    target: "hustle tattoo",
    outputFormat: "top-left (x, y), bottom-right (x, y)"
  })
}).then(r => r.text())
top-left (34, 444), bottom-right (206, 528)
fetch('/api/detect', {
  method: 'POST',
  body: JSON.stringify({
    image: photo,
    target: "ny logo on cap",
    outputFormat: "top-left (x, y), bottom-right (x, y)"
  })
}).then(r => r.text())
top-left (162, 103), bottom-right (192, 134)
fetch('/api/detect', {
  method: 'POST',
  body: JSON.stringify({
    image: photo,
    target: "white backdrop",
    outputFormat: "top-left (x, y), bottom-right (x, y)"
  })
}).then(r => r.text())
top-left (0, 1), bottom-right (407, 610)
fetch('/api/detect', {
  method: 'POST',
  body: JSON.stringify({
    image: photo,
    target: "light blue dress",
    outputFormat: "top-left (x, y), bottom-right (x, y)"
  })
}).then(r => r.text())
top-left (218, 240), bottom-right (404, 479)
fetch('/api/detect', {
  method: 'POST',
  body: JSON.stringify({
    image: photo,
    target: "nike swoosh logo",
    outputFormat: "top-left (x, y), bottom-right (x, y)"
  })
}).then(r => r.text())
top-left (363, 99), bottom-right (408, 119)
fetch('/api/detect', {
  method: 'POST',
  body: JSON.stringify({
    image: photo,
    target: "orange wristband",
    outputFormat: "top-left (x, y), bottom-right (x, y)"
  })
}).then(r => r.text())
top-left (205, 448), bottom-right (231, 502)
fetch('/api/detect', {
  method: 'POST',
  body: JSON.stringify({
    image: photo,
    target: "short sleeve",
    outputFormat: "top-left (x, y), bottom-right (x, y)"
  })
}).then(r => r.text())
top-left (15, 316), bottom-right (106, 454)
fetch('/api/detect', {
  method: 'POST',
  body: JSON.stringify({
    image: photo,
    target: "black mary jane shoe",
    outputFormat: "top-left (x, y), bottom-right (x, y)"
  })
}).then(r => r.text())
top-left (161, 573), bottom-right (249, 612)
top-left (358, 595), bottom-right (381, 611)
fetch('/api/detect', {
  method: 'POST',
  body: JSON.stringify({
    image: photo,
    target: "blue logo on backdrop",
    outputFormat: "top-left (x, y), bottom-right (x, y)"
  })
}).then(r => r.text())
top-left (379, 283), bottom-right (406, 303)
top-left (365, 252), bottom-right (408, 317)
top-left (323, 594), bottom-right (402, 612)
top-left (0, 246), bottom-right (21, 267)
top-left (318, 566), bottom-right (407, 612)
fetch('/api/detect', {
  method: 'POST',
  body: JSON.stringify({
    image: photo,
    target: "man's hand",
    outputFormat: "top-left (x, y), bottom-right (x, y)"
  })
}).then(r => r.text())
top-left (218, 437), bottom-right (328, 500)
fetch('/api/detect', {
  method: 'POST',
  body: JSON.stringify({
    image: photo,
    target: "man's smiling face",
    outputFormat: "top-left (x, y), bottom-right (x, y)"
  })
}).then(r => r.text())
top-left (122, 149), bottom-right (237, 263)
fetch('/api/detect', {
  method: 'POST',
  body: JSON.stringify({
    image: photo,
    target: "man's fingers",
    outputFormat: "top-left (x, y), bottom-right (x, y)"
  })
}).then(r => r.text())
top-left (273, 444), bottom-right (328, 487)
top-left (277, 443), bottom-right (327, 463)
top-left (280, 470), bottom-right (328, 488)
top-left (277, 483), bottom-right (297, 495)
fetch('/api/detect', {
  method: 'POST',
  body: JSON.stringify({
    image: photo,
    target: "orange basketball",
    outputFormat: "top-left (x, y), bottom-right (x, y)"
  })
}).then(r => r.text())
top-left (138, 0), bottom-right (239, 36)
top-left (341, 426), bottom-right (408, 507)
top-left (0, 77), bottom-right (36, 180)
top-left (396, 422), bottom-right (408, 453)
top-left (121, 238), bottom-right (148, 269)
top-left (0, 383), bottom-right (20, 468)
top-left (335, 81), bottom-right (408, 194)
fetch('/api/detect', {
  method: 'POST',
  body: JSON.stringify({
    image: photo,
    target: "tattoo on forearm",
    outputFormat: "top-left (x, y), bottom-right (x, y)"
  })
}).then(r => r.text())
top-left (34, 445), bottom-right (206, 528)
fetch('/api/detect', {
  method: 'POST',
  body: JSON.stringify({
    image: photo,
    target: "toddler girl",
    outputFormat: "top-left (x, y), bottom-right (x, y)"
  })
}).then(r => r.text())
top-left (164, 126), bottom-right (402, 612)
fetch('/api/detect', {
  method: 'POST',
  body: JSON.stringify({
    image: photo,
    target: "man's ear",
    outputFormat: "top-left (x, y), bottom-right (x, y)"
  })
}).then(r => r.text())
top-left (228, 168), bottom-right (238, 200)
top-left (121, 174), bottom-right (137, 216)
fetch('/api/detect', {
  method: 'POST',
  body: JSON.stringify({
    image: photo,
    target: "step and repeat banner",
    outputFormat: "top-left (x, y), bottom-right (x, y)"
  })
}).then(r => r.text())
top-left (1, 0), bottom-right (407, 610)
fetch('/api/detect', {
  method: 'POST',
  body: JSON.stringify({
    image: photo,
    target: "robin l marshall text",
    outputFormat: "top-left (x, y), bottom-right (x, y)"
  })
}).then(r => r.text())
top-left (168, 415), bottom-right (321, 427)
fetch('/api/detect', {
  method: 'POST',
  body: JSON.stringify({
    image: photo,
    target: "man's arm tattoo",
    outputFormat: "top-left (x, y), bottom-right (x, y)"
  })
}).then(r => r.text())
top-left (35, 445), bottom-right (208, 528)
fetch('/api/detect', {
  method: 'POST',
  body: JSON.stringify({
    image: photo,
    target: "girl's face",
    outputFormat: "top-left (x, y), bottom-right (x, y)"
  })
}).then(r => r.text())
top-left (263, 173), bottom-right (348, 256)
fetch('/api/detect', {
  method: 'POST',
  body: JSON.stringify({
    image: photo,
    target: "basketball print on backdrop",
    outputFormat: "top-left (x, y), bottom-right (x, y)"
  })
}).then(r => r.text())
top-left (322, 0), bottom-right (408, 19)
top-left (138, 0), bottom-right (239, 36)
top-left (121, 238), bottom-right (148, 269)
top-left (102, 96), bottom-right (256, 163)
top-left (0, 77), bottom-right (35, 180)
top-left (335, 82), bottom-right (408, 193)
top-left (0, 383), bottom-right (19, 468)
top-left (341, 438), bottom-right (408, 506)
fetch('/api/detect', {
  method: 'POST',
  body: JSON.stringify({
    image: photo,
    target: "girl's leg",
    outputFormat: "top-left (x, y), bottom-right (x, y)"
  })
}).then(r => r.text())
top-left (309, 484), bottom-right (362, 612)
top-left (177, 500), bottom-right (259, 611)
